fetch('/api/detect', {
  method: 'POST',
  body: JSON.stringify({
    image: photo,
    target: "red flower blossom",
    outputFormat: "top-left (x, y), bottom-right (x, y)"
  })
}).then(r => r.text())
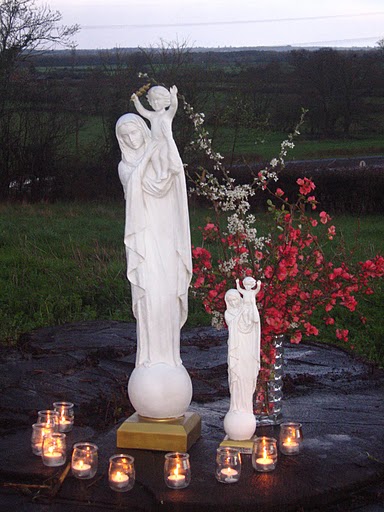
top-left (328, 225), bottom-right (336, 240)
top-left (297, 177), bottom-right (316, 195)
top-left (336, 329), bottom-right (349, 342)
top-left (319, 211), bottom-right (331, 224)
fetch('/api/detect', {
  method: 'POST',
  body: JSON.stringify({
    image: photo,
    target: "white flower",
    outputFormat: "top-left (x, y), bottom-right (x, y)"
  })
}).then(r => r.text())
top-left (211, 311), bottom-right (224, 330)
top-left (270, 158), bottom-right (279, 168)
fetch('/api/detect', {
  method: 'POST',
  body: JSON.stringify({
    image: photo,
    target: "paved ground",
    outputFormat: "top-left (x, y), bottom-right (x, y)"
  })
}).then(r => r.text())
top-left (0, 320), bottom-right (383, 511)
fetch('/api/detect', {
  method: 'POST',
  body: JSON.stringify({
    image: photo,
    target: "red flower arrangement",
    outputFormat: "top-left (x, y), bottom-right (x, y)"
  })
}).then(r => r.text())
top-left (184, 104), bottom-right (384, 374)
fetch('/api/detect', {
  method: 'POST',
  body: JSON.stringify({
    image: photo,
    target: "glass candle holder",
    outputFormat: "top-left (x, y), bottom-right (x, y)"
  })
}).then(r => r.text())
top-left (71, 442), bottom-right (98, 479)
top-left (215, 446), bottom-right (241, 484)
top-left (108, 454), bottom-right (135, 492)
top-left (252, 437), bottom-right (278, 472)
top-left (37, 410), bottom-right (59, 430)
top-left (42, 432), bottom-right (66, 467)
top-left (164, 452), bottom-right (191, 489)
top-left (31, 423), bottom-right (56, 456)
top-left (53, 402), bottom-right (74, 433)
top-left (279, 422), bottom-right (303, 455)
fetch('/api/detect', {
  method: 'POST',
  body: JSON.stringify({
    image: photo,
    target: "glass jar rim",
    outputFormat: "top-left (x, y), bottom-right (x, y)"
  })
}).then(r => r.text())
top-left (32, 422), bottom-right (55, 429)
top-left (53, 401), bottom-right (74, 408)
top-left (164, 451), bottom-right (189, 460)
top-left (216, 446), bottom-right (241, 455)
top-left (73, 442), bottom-right (98, 452)
top-left (109, 454), bottom-right (134, 463)
top-left (280, 422), bottom-right (302, 428)
top-left (254, 436), bottom-right (277, 443)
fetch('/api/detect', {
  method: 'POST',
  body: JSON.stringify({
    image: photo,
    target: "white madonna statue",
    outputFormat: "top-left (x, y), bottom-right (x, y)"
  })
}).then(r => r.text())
top-left (116, 86), bottom-right (193, 419)
top-left (223, 278), bottom-right (261, 440)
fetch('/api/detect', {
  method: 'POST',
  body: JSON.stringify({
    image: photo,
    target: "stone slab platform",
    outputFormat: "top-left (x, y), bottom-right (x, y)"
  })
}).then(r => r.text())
top-left (0, 321), bottom-right (383, 511)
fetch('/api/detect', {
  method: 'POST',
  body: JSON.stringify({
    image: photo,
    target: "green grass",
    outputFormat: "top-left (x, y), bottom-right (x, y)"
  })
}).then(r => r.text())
top-left (211, 127), bottom-right (384, 161)
top-left (66, 115), bottom-right (384, 164)
top-left (0, 202), bottom-right (131, 342)
top-left (0, 202), bottom-right (383, 365)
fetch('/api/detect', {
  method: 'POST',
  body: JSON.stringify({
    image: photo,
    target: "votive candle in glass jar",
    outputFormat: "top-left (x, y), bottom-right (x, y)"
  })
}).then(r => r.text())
top-left (215, 446), bottom-right (241, 484)
top-left (71, 442), bottom-right (98, 479)
top-left (42, 432), bottom-right (66, 467)
top-left (279, 422), bottom-right (303, 455)
top-left (108, 454), bottom-right (135, 492)
top-left (31, 423), bottom-right (56, 456)
top-left (37, 410), bottom-right (59, 430)
top-left (53, 402), bottom-right (74, 433)
top-left (164, 452), bottom-right (191, 489)
top-left (252, 437), bottom-right (278, 472)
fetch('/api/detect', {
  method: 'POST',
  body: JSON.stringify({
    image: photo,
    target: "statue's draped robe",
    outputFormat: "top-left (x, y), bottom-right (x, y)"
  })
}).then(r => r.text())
top-left (116, 114), bottom-right (192, 368)
top-left (225, 292), bottom-right (260, 413)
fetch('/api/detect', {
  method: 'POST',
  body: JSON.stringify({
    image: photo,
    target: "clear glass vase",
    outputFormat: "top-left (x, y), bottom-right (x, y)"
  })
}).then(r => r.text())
top-left (254, 334), bottom-right (284, 425)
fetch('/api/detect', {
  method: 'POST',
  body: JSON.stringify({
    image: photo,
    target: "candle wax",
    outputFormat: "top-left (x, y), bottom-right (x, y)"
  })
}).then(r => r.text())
top-left (220, 467), bottom-right (238, 477)
top-left (58, 418), bottom-right (72, 432)
top-left (282, 439), bottom-right (300, 454)
top-left (255, 455), bottom-right (275, 471)
top-left (167, 473), bottom-right (186, 487)
top-left (256, 457), bottom-right (273, 466)
top-left (43, 450), bottom-right (64, 466)
top-left (72, 460), bottom-right (91, 477)
top-left (110, 471), bottom-right (129, 489)
top-left (220, 467), bottom-right (239, 482)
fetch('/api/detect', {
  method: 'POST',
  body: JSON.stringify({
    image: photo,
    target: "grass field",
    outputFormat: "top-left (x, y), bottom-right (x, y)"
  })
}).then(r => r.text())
top-left (212, 127), bottom-right (384, 161)
top-left (74, 115), bottom-right (384, 164)
top-left (1, 201), bottom-right (383, 365)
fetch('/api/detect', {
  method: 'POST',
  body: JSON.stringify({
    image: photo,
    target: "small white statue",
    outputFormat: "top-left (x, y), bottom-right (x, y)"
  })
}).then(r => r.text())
top-left (116, 89), bottom-right (193, 419)
top-left (131, 85), bottom-right (179, 182)
top-left (223, 278), bottom-right (261, 441)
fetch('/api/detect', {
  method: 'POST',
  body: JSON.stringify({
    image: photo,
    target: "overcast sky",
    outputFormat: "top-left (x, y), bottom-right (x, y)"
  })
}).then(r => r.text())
top-left (39, 0), bottom-right (384, 50)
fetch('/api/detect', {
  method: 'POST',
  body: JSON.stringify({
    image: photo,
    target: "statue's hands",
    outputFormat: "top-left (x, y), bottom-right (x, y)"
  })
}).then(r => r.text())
top-left (131, 93), bottom-right (138, 103)
top-left (170, 85), bottom-right (178, 96)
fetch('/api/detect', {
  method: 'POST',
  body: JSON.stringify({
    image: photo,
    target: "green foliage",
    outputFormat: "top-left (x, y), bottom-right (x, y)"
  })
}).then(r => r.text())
top-left (0, 202), bottom-right (383, 366)
top-left (0, 202), bottom-right (133, 343)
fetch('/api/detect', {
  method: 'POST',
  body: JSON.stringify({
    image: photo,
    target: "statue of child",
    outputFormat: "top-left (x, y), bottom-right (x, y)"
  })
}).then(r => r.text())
top-left (131, 85), bottom-right (178, 182)
top-left (236, 276), bottom-right (261, 326)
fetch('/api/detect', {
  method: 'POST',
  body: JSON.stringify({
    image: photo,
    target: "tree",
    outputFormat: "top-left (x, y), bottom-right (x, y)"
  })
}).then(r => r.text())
top-left (0, 0), bottom-right (78, 103)
top-left (377, 38), bottom-right (384, 51)
top-left (0, 0), bottom-right (78, 60)
top-left (290, 48), bottom-right (374, 137)
top-left (0, 0), bottom-right (79, 199)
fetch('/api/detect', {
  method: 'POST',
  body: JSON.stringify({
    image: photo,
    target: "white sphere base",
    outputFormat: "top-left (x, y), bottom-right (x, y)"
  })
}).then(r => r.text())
top-left (224, 411), bottom-right (256, 441)
top-left (128, 363), bottom-right (192, 419)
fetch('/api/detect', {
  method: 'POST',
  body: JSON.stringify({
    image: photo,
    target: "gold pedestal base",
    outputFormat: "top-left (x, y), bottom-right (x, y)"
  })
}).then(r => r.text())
top-left (220, 435), bottom-right (257, 454)
top-left (116, 412), bottom-right (201, 452)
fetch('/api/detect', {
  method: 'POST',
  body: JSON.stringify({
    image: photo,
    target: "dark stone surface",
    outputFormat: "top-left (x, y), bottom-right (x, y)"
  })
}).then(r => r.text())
top-left (0, 320), bottom-right (383, 511)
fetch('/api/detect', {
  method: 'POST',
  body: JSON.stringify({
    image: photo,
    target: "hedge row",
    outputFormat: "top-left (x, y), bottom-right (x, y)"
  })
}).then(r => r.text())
top-left (227, 163), bottom-right (384, 214)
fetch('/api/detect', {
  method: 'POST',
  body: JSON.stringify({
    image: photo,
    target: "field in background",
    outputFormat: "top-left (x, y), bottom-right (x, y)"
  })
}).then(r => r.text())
top-left (1, 201), bottom-right (383, 365)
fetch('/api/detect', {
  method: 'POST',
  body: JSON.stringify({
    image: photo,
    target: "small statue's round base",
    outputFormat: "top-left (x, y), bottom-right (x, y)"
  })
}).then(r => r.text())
top-left (224, 411), bottom-right (256, 441)
top-left (128, 362), bottom-right (192, 419)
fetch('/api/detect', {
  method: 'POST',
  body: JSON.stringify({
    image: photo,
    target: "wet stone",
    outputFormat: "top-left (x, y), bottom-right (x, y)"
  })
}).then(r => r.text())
top-left (0, 320), bottom-right (383, 511)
